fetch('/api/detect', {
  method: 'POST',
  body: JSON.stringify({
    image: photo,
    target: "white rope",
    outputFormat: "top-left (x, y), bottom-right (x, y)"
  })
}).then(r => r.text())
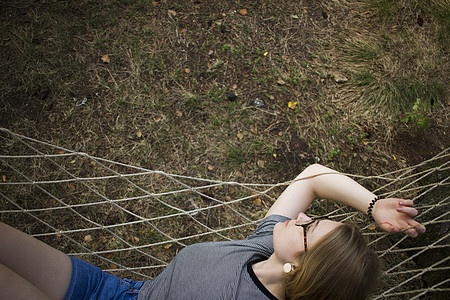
top-left (1, 128), bottom-right (449, 297)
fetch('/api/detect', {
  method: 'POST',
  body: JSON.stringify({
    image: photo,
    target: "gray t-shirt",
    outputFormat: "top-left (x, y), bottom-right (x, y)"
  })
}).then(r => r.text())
top-left (137, 214), bottom-right (289, 300)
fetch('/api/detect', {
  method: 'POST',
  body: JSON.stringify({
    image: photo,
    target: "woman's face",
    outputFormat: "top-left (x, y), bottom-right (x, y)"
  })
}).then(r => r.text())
top-left (273, 212), bottom-right (341, 263)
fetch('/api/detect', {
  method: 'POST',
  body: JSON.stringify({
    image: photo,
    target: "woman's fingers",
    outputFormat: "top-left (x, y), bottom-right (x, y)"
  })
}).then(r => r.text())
top-left (406, 228), bottom-right (418, 238)
top-left (398, 199), bottom-right (414, 207)
top-left (379, 222), bottom-right (399, 233)
top-left (415, 224), bottom-right (426, 233)
top-left (397, 206), bottom-right (418, 217)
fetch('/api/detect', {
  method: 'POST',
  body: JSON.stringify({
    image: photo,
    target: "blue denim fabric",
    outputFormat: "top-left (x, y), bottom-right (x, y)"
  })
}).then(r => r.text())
top-left (64, 256), bottom-right (145, 300)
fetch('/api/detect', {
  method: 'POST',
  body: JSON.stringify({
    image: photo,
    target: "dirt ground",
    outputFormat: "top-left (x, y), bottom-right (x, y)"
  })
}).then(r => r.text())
top-left (1, 1), bottom-right (448, 184)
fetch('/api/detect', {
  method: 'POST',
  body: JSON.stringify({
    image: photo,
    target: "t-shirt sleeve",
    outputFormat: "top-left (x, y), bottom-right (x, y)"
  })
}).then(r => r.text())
top-left (246, 214), bottom-right (291, 240)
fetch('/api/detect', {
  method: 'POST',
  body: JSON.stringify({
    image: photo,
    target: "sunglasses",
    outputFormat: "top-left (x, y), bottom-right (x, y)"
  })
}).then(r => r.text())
top-left (295, 216), bottom-right (331, 252)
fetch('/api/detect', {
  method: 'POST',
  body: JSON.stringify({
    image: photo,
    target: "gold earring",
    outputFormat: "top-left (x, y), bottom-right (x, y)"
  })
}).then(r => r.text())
top-left (283, 263), bottom-right (295, 273)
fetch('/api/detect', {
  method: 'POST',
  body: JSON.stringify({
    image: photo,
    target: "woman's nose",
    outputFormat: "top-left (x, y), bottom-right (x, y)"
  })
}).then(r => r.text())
top-left (296, 212), bottom-right (312, 223)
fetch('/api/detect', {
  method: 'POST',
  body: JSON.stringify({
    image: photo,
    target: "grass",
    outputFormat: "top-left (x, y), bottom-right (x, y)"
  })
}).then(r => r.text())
top-left (0, 0), bottom-right (449, 289)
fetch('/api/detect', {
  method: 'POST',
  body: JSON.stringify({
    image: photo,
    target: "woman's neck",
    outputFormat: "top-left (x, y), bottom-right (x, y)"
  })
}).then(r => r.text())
top-left (252, 255), bottom-right (286, 300)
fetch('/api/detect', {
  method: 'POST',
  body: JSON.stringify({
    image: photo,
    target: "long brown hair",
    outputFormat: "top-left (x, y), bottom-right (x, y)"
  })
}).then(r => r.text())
top-left (283, 223), bottom-right (380, 299)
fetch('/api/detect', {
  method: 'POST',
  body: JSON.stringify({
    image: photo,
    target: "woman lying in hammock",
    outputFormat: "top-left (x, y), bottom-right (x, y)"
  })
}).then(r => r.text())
top-left (0, 164), bottom-right (425, 300)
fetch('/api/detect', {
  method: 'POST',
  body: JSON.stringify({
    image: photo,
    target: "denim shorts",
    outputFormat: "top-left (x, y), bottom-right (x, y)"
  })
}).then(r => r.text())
top-left (64, 256), bottom-right (145, 300)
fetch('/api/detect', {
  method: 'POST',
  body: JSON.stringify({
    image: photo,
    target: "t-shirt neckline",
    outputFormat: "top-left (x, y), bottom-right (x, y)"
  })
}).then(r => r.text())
top-left (247, 257), bottom-right (279, 300)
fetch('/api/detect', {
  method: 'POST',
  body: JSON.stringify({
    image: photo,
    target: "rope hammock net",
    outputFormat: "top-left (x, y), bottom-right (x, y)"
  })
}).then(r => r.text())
top-left (0, 128), bottom-right (448, 299)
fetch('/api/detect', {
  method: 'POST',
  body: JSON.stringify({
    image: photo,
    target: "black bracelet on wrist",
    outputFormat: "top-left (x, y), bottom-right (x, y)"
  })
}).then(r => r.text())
top-left (367, 196), bottom-right (384, 222)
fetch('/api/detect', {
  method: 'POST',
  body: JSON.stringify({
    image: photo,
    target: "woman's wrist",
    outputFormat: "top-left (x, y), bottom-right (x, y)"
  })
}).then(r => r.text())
top-left (367, 196), bottom-right (384, 222)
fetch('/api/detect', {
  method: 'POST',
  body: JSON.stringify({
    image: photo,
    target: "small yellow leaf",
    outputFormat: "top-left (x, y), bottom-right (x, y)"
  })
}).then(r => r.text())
top-left (84, 235), bottom-right (93, 242)
top-left (101, 54), bottom-right (110, 63)
top-left (90, 161), bottom-right (96, 166)
top-left (393, 154), bottom-right (397, 160)
top-left (273, 153), bottom-right (277, 158)
top-left (288, 101), bottom-right (298, 109)
top-left (368, 224), bottom-right (377, 230)
top-left (136, 131), bottom-right (142, 138)
top-left (207, 165), bottom-right (214, 170)
top-left (239, 9), bottom-right (248, 15)
top-left (164, 243), bottom-right (172, 249)
top-left (168, 10), bottom-right (177, 17)
top-left (176, 111), bottom-right (183, 117)
top-left (184, 68), bottom-right (190, 73)
top-left (70, 159), bottom-right (76, 164)
top-left (133, 236), bottom-right (140, 243)
top-left (237, 132), bottom-right (244, 140)
top-left (263, 51), bottom-right (268, 56)
top-left (2, 175), bottom-right (6, 182)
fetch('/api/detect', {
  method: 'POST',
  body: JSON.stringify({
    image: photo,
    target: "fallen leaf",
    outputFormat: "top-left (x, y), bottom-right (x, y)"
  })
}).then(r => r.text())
top-left (2, 175), bottom-right (6, 182)
top-left (58, 151), bottom-right (65, 154)
top-left (393, 154), bottom-right (397, 160)
top-left (368, 224), bottom-right (377, 230)
top-left (207, 165), bottom-right (214, 170)
top-left (84, 235), bottom-right (93, 242)
top-left (133, 236), bottom-right (140, 243)
top-left (109, 264), bottom-right (117, 270)
top-left (101, 54), bottom-right (110, 63)
top-left (273, 153), bottom-right (277, 158)
top-left (90, 161), bottom-right (96, 166)
top-left (288, 101), bottom-right (298, 109)
top-left (232, 84), bottom-right (237, 89)
top-left (235, 171), bottom-right (243, 178)
top-left (168, 10), bottom-right (177, 17)
top-left (239, 9), bottom-right (248, 15)
top-left (237, 132), bottom-right (244, 140)
top-left (257, 160), bottom-right (265, 168)
top-left (180, 28), bottom-right (187, 34)
top-left (184, 68), bottom-right (190, 73)
top-left (69, 159), bottom-right (76, 164)
top-left (252, 198), bottom-right (262, 206)
top-left (277, 78), bottom-right (286, 85)
top-left (164, 243), bottom-right (172, 249)
top-left (263, 51), bottom-right (268, 56)
top-left (68, 183), bottom-right (75, 191)
top-left (176, 111), bottom-right (183, 117)
top-left (225, 195), bottom-right (232, 201)
top-left (136, 131), bottom-right (142, 138)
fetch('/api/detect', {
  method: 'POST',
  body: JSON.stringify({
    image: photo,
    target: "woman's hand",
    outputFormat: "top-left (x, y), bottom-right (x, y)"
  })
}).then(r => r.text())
top-left (372, 198), bottom-right (426, 237)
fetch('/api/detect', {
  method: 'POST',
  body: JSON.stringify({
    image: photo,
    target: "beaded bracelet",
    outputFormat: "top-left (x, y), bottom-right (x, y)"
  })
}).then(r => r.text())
top-left (367, 196), bottom-right (384, 222)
